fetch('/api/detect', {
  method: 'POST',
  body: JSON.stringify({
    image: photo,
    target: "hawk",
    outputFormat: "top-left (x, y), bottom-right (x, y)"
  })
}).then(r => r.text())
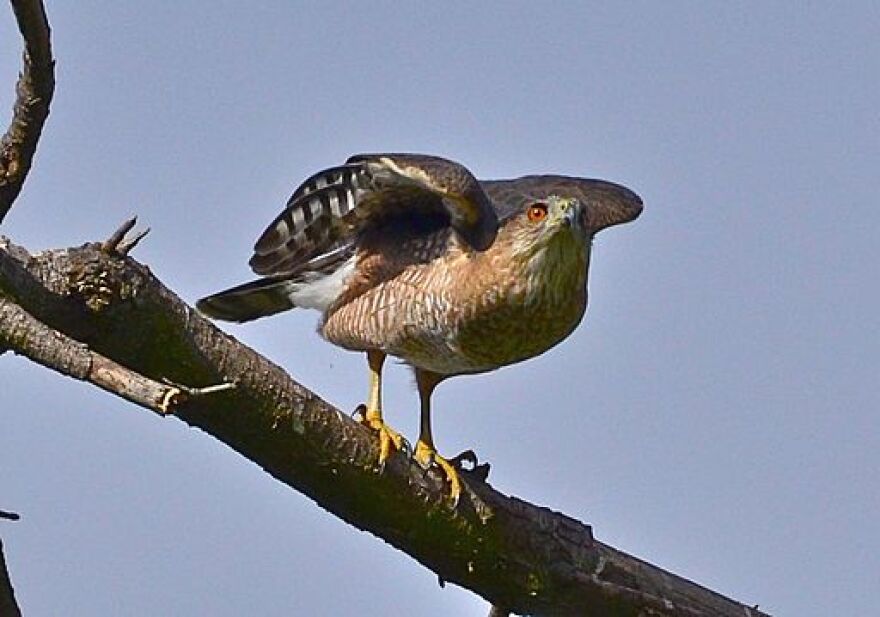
top-left (197, 154), bottom-right (642, 503)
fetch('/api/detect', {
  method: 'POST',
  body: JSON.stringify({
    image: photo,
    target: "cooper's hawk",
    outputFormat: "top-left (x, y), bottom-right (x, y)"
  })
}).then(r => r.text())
top-left (197, 153), bottom-right (642, 503)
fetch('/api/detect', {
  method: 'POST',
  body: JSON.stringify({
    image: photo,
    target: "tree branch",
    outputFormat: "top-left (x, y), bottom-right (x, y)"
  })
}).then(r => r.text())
top-left (0, 296), bottom-right (233, 414)
top-left (0, 234), bottom-right (771, 617)
top-left (0, 0), bottom-right (54, 223)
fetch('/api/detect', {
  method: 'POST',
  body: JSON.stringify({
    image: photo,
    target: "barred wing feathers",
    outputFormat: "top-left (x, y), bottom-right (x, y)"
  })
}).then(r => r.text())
top-left (198, 154), bottom-right (499, 323)
top-left (248, 154), bottom-right (498, 276)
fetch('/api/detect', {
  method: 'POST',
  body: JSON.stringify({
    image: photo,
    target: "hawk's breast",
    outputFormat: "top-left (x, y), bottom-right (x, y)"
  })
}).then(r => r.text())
top-left (321, 227), bottom-right (590, 376)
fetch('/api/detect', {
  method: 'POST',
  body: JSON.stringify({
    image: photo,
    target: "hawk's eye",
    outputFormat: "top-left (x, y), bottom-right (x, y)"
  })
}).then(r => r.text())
top-left (527, 203), bottom-right (549, 223)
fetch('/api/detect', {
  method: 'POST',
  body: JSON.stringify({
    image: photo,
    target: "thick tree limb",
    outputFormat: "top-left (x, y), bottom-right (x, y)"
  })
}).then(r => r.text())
top-left (0, 235), bottom-right (771, 617)
top-left (0, 0), bottom-right (54, 223)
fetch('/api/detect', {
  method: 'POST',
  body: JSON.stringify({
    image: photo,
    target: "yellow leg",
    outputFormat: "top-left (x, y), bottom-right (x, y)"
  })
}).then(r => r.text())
top-left (413, 369), bottom-right (461, 506)
top-left (360, 350), bottom-right (404, 468)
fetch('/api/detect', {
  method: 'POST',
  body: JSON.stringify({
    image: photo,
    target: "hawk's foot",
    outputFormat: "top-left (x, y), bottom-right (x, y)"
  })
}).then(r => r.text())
top-left (414, 440), bottom-right (463, 507)
top-left (358, 406), bottom-right (405, 470)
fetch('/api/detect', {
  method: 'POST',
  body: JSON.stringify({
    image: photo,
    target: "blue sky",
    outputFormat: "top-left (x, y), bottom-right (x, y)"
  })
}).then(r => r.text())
top-left (2, 3), bottom-right (878, 615)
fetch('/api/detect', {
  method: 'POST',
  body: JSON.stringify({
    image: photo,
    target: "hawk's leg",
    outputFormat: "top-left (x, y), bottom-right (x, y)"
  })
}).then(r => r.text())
top-left (360, 350), bottom-right (404, 468)
top-left (413, 369), bottom-right (462, 506)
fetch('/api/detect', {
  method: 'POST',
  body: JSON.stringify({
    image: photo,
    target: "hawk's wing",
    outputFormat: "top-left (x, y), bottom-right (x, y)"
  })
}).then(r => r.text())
top-left (249, 154), bottom-right (498, 276)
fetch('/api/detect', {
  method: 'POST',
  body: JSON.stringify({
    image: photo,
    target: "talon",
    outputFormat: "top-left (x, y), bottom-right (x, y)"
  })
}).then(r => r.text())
top-left (352, 403), bottom-right (367, 420)
top-left (361, 411), bottom-right (404, 469)
top-left (415, 440), bottom-right (463, 507)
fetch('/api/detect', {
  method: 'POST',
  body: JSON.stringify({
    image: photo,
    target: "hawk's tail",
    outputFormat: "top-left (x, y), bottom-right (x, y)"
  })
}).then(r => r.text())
top-left (196, 277), bottom-right (295, 323)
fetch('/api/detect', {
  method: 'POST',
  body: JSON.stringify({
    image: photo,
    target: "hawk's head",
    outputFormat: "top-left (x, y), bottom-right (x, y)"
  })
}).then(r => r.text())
top-left (490, 177), bottom-right (642, 261)
top-left (507, 195), bottom-right (588, 259)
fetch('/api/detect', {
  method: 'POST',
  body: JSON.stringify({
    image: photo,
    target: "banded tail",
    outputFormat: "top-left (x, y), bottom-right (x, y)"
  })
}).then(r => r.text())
top-left (196, 277), bottom-right (295, 323)
top-left (197, 250), bottom-right (357, 322)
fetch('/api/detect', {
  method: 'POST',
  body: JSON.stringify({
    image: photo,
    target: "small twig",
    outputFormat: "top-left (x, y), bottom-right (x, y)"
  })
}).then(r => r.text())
top-left (102, 217), bottom-right (149, 256)
top-left (116, 226), bottom-right (150, 255)
top-left (158, 378), bottom-right (237, 414)
top-left (0, 511), bottom-right (20, 521)
top-left (101, 216), bottom-right (137, 253)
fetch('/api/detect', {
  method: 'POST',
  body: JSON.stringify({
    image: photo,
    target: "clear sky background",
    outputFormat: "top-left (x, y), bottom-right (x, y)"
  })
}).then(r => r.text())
top-left (2, 3), bottom-right (878, 616)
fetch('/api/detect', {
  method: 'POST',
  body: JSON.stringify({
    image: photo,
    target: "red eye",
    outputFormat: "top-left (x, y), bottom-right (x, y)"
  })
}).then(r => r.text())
top-left (527, 203), bottom-right (548, 222)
